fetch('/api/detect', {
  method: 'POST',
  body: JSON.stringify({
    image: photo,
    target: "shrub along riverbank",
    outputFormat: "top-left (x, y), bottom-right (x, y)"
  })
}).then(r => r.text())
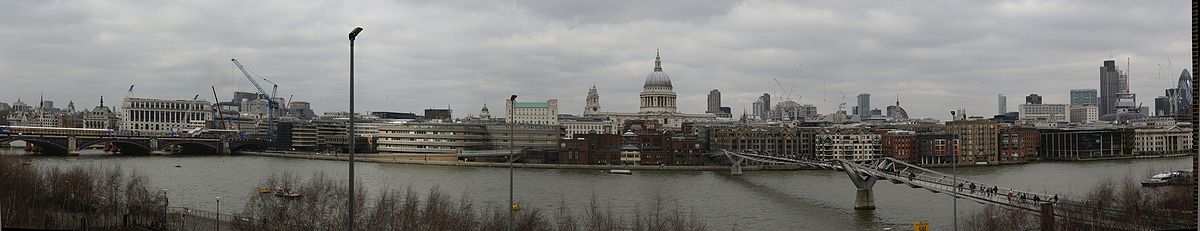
top-left (234, 172), bottom-right (708, 231)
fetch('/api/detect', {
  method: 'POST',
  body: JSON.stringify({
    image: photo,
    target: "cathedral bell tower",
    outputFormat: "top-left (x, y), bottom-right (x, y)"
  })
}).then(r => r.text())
top-left (585, 84), bottom-right (601, 115)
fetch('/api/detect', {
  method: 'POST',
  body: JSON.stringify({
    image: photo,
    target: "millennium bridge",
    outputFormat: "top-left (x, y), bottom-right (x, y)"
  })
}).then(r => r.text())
top-left (718, 150), bottom-right (1195, 230)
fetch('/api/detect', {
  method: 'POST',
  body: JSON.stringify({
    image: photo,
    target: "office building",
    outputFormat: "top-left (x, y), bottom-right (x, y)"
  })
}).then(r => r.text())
top-left (1134, 124), bottom-right (1193, 156)
top-left (755, 93), bottom-right (772, 119)
top-left (1018, 104), bottom-right (1070, 123)
top-left (424, 108), bottom-right (452, 121)
top-left (505, 99), bottom-right (558, 125)
top-left (1174, 69), bottom-right (1192, 119)
top-left (559, 114), bottom-right (614, 138)
top-left (1155, 96), bottom-right (1172, 117)
top-left (1070, 89), bottom-right (1098, 105)
top-left (370, 111), bottom-right (418, 120)
top-left (998, 94), bottom-right (1007, 115)
top-left (799, 105), bottom-right (818, 119)
top-left (707, 89), bottom-right (721, 114)
top-left (120, 97), bottom-right (211, 133)
top-left (1099, 60), bottom-right (1127, 116)
top-left (1039, 127), bottom-right (1134, 160)
top-left (857, 93), bottom-right (870, 118)
top-left (1025, 94), bottom-right (1042, 105)
top-left (1069, 105), bottom-right (1099, 123)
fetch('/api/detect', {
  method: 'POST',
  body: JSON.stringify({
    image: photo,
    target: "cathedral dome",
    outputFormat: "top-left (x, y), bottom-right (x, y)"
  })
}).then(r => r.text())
top-left (643, 50), bottom-right (672, 89)
top-left (644, 71), bottom-right (672, 89)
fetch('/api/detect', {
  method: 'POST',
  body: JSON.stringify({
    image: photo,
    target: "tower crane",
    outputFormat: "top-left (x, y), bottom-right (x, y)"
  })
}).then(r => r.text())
top-left (260, 77), bottom-right (286, 111)
top-left (837, 92), bottom-right (846, 113)
top-left (231, 58), bottom-right (278, 144)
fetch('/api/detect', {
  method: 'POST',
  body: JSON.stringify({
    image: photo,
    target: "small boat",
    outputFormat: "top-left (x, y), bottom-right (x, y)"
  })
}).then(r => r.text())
top-left (258, 188), bottom-right (272, 193)
top-left (273, 187), bottom-right (301, 198)
top-left (1142, 171), bottom-right (1193, 187)
top-left (607, 169), bottom-right (632, 175)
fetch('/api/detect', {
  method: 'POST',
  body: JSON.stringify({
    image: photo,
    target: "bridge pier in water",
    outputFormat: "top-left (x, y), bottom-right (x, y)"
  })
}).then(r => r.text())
top-left (841, 161), bottom-right (878, 210)
top-left (68, 136), bottom-right (80, 155)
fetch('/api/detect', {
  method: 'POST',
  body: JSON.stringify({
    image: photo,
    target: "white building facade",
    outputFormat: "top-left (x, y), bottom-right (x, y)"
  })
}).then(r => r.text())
top-left (1019, 104), bottom-right (1070, 123)
top-left (1069, 105), bottom-right (1099, 123)
top-left (506, 99), bottom-right (558, 126)
top-left (814, 127), bottom-right (882, 161)
top-left (121, 98), bottom-right (211, 133)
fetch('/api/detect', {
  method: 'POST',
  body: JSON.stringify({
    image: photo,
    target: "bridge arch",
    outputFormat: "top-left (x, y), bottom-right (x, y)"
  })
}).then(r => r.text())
top-left (0, 137), bottom-right (70, 155)
top-left (73, 138), bottom-right (152, 155)
top-left (77, 139), bottom-right (153, 155)
top-left (229, 141), bottom-right (268, 152)
top-left (163, 140), bottom-right (220, 154)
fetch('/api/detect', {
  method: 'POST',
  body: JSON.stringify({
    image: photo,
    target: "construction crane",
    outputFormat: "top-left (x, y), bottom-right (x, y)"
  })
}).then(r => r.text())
top-left (774, 78), bottom-right (801, 102)
top-left (211, 86), bottom-right (228, 129)
top-left (837, 92), bottom-right (847, 113)
top-left (231, 58), bottom-right (278, 143)
top-left (260, 77), bottom-right (286, 111)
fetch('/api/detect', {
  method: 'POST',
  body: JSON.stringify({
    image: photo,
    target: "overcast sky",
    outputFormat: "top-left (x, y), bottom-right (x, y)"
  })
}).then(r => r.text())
top-left (0, 0), bottom-right (1190, 119)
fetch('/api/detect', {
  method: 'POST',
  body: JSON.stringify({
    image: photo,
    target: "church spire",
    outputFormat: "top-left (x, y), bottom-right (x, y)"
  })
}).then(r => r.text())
top-left (654, 49), bottom-right (662, 72)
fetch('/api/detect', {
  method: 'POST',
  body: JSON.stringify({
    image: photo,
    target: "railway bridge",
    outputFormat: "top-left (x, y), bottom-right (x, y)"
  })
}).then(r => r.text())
top-left (0, 126), bottom-right (267, 155)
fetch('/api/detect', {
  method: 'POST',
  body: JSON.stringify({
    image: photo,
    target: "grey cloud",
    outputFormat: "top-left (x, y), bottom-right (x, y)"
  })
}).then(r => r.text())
top-left (0, 0), bottom-right (1190, 120)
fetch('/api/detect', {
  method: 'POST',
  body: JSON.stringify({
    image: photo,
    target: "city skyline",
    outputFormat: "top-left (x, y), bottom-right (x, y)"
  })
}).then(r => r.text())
top-left (0, 1), bottom-right (1191, 119)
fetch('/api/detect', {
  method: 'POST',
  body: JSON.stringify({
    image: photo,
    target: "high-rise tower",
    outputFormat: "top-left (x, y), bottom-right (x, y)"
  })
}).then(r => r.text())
top-left (706, 89), bottom-right (721, 114)
top-left (1099, 60), bottom-right (1127, 116)
top-left (857, 93), bottom-right (870, 118)
top-left (998, 94), bottom-right (1007, 115)
top-left (1175, 69), bottom-right (1192, 119)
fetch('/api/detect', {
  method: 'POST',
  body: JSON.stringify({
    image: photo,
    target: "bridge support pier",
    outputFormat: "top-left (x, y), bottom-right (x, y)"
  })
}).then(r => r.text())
top-left (68, 136), bottom-right (80, 155)
top-left (854, 189), bottom-right (875, 210)
top-left (730, 158), bottom-right (744, 175)
top-left (841, 161), bottom-right (878, 210)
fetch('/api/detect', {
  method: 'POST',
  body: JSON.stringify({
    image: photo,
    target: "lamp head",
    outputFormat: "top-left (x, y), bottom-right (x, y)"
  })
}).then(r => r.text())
top-left (510, 95), bottom-right (518, 101)
top-left (349, 27), bottom-right (364, 41)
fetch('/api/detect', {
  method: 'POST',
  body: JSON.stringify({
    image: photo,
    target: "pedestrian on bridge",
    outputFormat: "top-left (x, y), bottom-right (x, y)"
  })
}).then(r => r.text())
top-left (1006, 192), bottom-right (1013, 202)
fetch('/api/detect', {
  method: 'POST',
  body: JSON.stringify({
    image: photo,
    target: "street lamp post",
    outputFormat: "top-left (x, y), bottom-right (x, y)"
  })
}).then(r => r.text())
top-left (949, 110), bottom-right (958, 231)
top-left (508, 94), bottom-right (517, 231)
top-left (215, 196), bottom-right (221, 231)
top-left (347, 26), bottom-right (363, 231)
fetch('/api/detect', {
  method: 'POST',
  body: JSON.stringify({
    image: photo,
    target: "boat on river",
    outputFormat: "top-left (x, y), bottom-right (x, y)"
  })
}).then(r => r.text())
top-left (607, 169), bottom-right (632, 175)
top-left (1141, 170), bottom-right (1193, 187)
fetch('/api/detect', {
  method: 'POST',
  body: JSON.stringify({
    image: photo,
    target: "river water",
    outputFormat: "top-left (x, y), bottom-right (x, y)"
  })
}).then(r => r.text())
top-left (3, 149), bottom-right (1192, 230)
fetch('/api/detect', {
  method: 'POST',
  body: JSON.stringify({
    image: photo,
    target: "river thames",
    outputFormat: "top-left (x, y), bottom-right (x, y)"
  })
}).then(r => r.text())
top-left (3, 149), bottom-right (1191, 230)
